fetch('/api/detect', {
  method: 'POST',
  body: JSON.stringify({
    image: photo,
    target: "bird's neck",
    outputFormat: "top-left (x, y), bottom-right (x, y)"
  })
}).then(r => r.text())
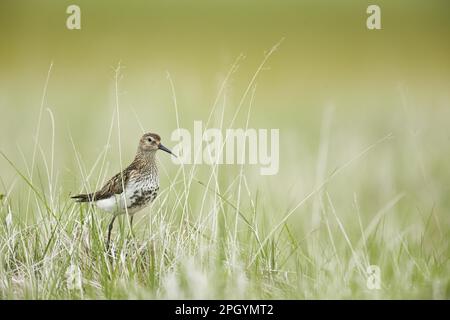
top-left (133, 150), bottom-right (158, 174)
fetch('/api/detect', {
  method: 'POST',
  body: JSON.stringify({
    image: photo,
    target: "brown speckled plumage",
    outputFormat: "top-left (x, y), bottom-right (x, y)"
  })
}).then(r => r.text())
top-left (71, 132), bottom-right (173, 250)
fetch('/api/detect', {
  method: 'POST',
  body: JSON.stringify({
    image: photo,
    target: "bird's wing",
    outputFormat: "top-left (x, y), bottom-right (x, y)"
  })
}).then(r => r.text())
top-left (72, 161), bottom-right (140, 202)
top-left (92, 168), bottom-right (134, 200)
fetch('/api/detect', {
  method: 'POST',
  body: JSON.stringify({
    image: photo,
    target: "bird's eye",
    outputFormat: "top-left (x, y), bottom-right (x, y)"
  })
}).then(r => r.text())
top-left (147, 138), bottom-right (153, 143)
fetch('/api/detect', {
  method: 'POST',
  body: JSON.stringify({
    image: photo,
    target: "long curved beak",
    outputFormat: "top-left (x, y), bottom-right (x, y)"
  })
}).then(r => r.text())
top-left (158, 143), bottom-right (174, 156)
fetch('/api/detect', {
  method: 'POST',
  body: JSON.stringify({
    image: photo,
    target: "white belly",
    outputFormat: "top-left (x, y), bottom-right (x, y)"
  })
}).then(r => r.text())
top-left (95, 196), bottom-right (119, 213)
top-left (95, 177), bottom-right (158, 215)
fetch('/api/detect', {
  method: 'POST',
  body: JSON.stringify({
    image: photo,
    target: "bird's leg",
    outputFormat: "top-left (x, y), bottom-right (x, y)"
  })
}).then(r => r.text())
top-left (128, 215), bottom-right (135, 239)
top-left (106, 215), bottom-right (117, 251)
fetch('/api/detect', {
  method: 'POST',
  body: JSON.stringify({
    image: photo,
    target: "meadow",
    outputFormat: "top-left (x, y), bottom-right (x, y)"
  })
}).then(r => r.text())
top-left (0, 0), bottom-right (449, 299)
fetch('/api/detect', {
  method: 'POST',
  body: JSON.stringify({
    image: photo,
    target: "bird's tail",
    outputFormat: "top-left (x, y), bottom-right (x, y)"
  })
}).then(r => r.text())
top-left (71, 193), bottom-right (95, 202)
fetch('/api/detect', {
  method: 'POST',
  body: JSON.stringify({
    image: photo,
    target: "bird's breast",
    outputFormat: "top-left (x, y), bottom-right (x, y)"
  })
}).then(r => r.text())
top-left (125, 176), bottom-right (159, 210)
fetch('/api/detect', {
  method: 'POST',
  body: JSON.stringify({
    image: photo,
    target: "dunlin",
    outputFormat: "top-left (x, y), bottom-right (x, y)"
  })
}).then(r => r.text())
top-left (72, 133), bottom-right (173, 250)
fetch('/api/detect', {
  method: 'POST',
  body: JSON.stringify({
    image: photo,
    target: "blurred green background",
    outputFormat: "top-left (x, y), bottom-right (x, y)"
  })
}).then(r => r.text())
top-left (1, 0), bottom-right (450, 205)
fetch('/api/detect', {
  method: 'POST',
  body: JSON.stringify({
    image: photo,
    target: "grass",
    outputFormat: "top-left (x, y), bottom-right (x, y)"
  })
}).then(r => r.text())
top-left (0, 46), bottom-right (449, 299)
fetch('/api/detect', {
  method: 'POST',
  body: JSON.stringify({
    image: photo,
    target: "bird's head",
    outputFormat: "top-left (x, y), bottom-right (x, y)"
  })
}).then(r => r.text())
top-left (139, 132), bottom-right (174, 155)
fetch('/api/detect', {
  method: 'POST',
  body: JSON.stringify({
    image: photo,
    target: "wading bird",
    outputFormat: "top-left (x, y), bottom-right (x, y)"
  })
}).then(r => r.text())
top-left (71, 133), bottom-right (173, 250)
